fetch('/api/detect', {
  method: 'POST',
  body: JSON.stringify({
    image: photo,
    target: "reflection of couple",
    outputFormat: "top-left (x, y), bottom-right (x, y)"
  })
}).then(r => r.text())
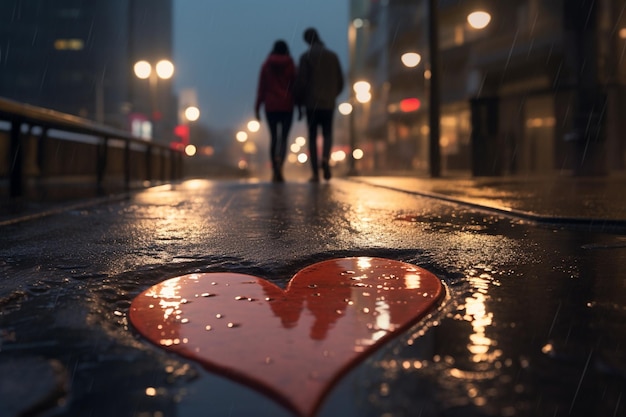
top-left (259, 277), bottom-right (351, 341)
top-left (254, 28), bottom-right (344, 183)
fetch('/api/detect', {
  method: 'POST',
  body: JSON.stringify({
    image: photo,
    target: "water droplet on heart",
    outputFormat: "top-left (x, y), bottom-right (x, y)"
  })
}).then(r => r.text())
top-left (216, 313), bottom-right (223, 319)
top-left (312, 292), bottom-right (321, 297)
top-left (308, 284), bottom-right (318, 289)
top-left (201, 293), bottom-right (216, 297)
top-left (181, 298), bottom-right (189, 304)
top-left (265, 357), bottom-right (273, 364)
top-left (181, 318), bottom-right (189, 324)
top-left (363, 307), bottom-right (370, 314)
top-left (265, 297), bottom-right (274, 301)
top-left (227, 322), bottom-right (240, 328)
top-left (205, 325), bottom-right (212, 331)
top-left (341, 270), bottom-right (356, 275)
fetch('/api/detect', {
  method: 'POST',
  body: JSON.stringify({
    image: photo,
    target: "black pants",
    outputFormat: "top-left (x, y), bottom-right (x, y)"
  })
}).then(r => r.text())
top-left (306, 109), bottom-right (334, 178)
top-left (266, 111), bottom-right (293, 175)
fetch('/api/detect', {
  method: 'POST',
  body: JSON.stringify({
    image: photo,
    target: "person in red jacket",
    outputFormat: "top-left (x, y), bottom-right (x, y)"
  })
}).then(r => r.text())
top-left (255, 40), bottom-right (297, 182)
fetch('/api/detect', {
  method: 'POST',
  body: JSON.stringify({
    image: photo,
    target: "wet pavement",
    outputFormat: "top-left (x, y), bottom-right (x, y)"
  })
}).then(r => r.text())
top-left (1, 176), bottom-right (625, 417)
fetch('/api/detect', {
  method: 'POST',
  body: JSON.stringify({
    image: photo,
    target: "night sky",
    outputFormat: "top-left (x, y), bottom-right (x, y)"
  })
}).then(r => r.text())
top-left (173, 0), bottom-right (349, 131)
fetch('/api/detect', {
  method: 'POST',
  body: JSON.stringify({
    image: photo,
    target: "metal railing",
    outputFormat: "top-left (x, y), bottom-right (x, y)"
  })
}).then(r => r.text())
top-left (0, 97), bottom-right (183, 198)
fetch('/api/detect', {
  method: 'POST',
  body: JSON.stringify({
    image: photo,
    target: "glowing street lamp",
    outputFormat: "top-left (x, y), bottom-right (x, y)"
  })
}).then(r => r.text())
top-left (185, 144), bottom-right (197, 157)
top-left (155, 60), bottom-right (175, 79)
top-left (133, 59), bottom-right (175, 81)
top-left (184, 106), bottom-right (200, 122)
top-left (353, 81), bottom-right (372, 104)
top-left (401, 52), bottom-right (422, 68)
top-left (236, 131), bottom-right (248, 143)
top-left (133, 61), bottom-right (152, 79)
top-left (346, 81), bottom-right (372, 175)
top-left (338, 102), bottom-right (353, 115)
top-left (247, 120), bottom-right (260, 133)
top-left (133, 59), bottom-right (175, 140)
top-left (467, 11), bottom-right (492, 29)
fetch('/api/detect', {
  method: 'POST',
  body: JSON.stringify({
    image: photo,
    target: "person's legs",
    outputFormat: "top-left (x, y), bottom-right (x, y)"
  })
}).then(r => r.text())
top-left (265, 112), bottom-right (281, 181)
top-left (276, 111), bottom-right (293, 170)
top-left (306, 109), bottom-right (319, 181)
top-left (319, 109), bottom-right (334, 180)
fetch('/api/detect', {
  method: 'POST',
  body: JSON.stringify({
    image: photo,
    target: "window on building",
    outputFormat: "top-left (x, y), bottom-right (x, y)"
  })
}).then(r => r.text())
top-left (54, 39), bottom-right (84, 50)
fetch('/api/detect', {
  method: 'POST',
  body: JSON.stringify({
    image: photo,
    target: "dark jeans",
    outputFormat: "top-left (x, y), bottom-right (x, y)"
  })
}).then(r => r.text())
top-left (306, 109), bottom-right (334, 178)
top-left (266, 111), bottom-right (293, 174)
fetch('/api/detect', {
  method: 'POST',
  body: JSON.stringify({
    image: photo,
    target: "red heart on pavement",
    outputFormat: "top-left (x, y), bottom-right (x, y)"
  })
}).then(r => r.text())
top-left (129, 257), bottom-right (443, 417)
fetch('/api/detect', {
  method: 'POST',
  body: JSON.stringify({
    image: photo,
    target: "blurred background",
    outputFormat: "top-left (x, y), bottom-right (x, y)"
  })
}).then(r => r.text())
top-left (1, 0), bottom-right (625, 187)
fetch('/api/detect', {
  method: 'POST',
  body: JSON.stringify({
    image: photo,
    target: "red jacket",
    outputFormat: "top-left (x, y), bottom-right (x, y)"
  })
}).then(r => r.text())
top-left (255, 54), bottom-right (296, 114)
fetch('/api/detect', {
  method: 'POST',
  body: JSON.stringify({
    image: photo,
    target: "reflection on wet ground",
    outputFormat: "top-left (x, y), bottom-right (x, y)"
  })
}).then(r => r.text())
top-left (0, 178), bottom-right (624, 416)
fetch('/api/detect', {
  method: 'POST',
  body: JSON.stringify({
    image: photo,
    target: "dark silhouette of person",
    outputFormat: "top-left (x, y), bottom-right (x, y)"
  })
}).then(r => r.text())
top-left (255, 40), bottom-right (297, 182)
top-left (295, 28), bottom-right (344, 182)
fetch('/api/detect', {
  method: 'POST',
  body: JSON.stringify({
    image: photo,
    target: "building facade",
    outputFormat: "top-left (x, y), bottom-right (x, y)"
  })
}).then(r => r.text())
top-left (350, 0), bottom-right (626, 176)
top-left (0, 0), bottom-right (174, 141)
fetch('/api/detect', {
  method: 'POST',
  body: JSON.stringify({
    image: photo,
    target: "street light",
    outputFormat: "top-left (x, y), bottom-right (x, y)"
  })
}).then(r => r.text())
top-left (354, 81), bottom-right (372, 103)
top-left (467, 11), bottom-right (492, 30)
top-left (401, 52), bottom-right (422, 68)
top-left (184, 106), bottom-right (200, 122)
top-left (247, 120), bottom-right (260, 133)
top-left (428, 0), bottom-right (441, 177)
top-left (338, 102), bottom-right (353, 116)
top-left (236, 131), bottom-right (248, 143)
top-left (346, 81), bottom-right (371, 175)
top-left (181, 105), bottom-right (200, 157)
top-left (133, 59), bottom-right (175, 139)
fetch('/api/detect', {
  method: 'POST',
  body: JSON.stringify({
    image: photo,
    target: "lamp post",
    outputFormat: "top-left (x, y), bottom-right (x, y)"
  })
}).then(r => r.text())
top-left (426, 3), bottom-right (491, 177)
top-left (344, 81), bottom-right (371, 175)
top-left (428, 0), bottom-right (441, 178)
top-left (133, 59), bottom-right (174, 140)
top-left (183, 105), bottom-right (200, 157)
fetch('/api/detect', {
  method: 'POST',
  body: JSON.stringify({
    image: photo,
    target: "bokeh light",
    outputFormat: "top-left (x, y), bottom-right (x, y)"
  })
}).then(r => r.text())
top-left (236, 131), bottom-right (248, 142)
top-left (184, 144), bottom-right (196, 156)
top-left (156, 59), bottom-right (174, 79)
top-left (401, 52), bottom-right (421, 68)
top-left (247, 120), bottom-right (260, 132)
top-left (338, 102), bottom-right (353, 115)
top-left (467, 11), bottom-right (491, 29)
top-left (133, 61), bottom-right (151, 79)
top-left (184, 106), bottom-right (200, 122)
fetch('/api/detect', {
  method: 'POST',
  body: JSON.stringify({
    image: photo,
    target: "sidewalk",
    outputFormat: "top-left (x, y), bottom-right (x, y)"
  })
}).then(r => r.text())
top-left (2, 174), bottom-right (626, 227)
top-left (352, 174), bottom-right (626, 226)
top-left (1, 175), bottom-right (625, 417)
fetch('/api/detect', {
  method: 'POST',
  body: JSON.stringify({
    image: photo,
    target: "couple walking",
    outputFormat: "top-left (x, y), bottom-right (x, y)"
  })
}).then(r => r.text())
top-left (254, 28), bottom-right (344, 182)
